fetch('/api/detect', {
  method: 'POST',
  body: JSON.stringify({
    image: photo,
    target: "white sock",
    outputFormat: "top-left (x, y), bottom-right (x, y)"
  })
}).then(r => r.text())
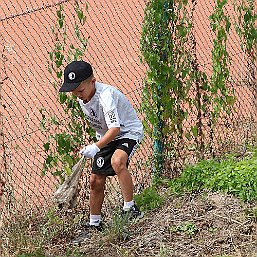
top-left (89, 214), bottom-right (101, 226)
top-left (123, 200), bottom-right (134, 211)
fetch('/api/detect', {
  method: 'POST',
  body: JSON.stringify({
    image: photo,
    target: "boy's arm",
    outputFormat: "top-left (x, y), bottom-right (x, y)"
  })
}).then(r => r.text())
top-left (95, 127), bottom-right (120, 149)
top-left (80, 127), bottom-right (120, 158)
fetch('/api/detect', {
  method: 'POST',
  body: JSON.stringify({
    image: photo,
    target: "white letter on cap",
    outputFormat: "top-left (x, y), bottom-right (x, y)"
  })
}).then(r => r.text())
top-left (68, 72), bottom-right (76, 80)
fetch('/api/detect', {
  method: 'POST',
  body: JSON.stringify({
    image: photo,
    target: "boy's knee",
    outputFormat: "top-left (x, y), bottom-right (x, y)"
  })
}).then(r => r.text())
top-left (111, 156), bottom-right (127, 174)
top-left (90, 174), bottom-right (105, 192)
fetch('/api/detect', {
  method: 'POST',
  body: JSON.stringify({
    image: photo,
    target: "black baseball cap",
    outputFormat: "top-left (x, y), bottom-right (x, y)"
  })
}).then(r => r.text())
top-left (59, 61), bottom-right (93, 92)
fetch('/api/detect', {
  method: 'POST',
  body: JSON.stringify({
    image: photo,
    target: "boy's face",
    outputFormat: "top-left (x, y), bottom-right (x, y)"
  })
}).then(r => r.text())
top-left (72, 76), bottom-right (96, 102)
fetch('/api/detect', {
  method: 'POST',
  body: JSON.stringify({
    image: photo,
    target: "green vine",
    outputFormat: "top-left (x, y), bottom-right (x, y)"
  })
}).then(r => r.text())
top-left (40, 1), bottom-right (96, 183)
top-left (234, 0), bottom-right (257, 62)
top-left (234, 0), bottom-right (257, 107)
top-left (187, 0), bottom-right (236, 157)
top-left (209, 0), bottom-right (235, 120)
top-left (140, 0), bottom-right (193, 175)
top-left (141, 0), bottom-right (236, 176)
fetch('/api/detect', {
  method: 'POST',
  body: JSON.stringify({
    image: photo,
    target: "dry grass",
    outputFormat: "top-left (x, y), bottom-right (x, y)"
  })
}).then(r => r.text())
top-left (1, 190), bottom-right (257, 257)
top-left (72, 191), bottom-right (257, 257)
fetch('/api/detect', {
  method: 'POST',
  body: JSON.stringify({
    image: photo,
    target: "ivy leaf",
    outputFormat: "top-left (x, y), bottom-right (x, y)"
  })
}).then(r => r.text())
top-left (56, 71), bottom-right (62, 79)
top-left (58, 19), bottom-right (64, 29)
top-left (191, 125), bottom-right (198, 138)
top-left (59, 92), bottom-right (67, 104)
top-left (43, 142), bottom-right (50, 152)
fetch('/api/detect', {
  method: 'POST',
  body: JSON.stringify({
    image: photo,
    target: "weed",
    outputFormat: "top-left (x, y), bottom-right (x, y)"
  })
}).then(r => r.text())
top-left (159, 243), bottom-right (169, 257)
top-left (1, 206), bottom-right (84, 257)
top-left (169, 150), bottom-right (257, 202)
top-left (170, 221), bottom-right (198, 237)
top-left (41, 0), bottom-right (95, 183)
top-left (208, 226), bottom-right (218, 233)
top-left (1, 209), bottom-right (45, 257)
top-left (134, 186), bottom-right (164, 212)
top-left (104, 209), bottom-right (131, 242)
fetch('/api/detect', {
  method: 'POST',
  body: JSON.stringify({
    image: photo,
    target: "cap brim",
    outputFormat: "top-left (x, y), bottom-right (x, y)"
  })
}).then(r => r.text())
top-left (59, 82), bottom-right (81, 92)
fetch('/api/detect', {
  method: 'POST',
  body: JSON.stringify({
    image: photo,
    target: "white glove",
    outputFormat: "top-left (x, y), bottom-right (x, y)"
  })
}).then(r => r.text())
top-left (80, 143), bottom-right (100, 158)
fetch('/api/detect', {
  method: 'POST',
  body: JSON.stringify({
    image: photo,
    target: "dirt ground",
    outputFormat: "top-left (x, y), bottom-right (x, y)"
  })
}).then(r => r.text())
top-left (45, 190), bottom-right (257, 257)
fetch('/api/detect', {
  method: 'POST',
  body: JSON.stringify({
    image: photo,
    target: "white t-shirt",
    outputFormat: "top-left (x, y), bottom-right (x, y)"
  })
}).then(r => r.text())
top-left (78, 82), bottom-right (144, 141)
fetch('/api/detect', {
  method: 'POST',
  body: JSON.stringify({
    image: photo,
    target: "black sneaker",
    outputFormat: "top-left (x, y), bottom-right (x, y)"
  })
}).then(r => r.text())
top-left (72, 222), bottom-right (103, 245)
top-left (121, 205), bottom-right (144, 220)
top-left (89, 222), bottom-right (104, 232)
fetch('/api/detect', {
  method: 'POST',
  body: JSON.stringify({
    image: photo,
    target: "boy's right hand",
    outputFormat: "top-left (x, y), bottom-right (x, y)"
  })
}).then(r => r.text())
top-left (80, 143), bottom-right (100, 158)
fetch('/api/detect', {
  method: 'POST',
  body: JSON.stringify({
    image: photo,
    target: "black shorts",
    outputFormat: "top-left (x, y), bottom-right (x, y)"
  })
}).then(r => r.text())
top-left (92, 138), bottom-right (140, 176)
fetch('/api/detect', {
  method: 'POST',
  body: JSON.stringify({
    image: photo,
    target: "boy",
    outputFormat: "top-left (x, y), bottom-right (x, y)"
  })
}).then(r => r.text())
top-left (59, 60), bottom-right (144, 230)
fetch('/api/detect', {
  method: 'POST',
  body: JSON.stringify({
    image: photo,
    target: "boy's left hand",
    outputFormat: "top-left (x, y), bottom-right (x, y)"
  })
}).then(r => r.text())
top-left (80, 143), bottom-right (100, 158)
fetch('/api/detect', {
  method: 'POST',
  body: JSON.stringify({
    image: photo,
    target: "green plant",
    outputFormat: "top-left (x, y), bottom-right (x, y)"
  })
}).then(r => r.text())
top-left (209, 0), bottom-right (234, 115)
top-left (1, 205), bottom-right (84, 257)
top-left (206, 0), bottom-right (235, 156)
top-left (140, 0), bottom-right (236, 177)
top-left (169, 150), bottom-right (257, 202)
top-left (134, 186), bottom-right (164, 211)
top-left (170, 221), bottom-right (198, 237)
top-left (234, 0), bottom-right (257, 62)
top-left (140, 0), bottom-right (194, 175)
top-left (40, 1), bottom-right (96, 183)
top-left (40, 208), bottom-right (65, 240)
top-left (159, 243), bottom-right (169, 257)
top-left (107, 209), bottom-right (131, 241)
top-left (208, 226), bottom-right (218, 233)
top-left (233, 0), bottom-right (257, 109)
top-left (188, 0), bottom-right (235, 158)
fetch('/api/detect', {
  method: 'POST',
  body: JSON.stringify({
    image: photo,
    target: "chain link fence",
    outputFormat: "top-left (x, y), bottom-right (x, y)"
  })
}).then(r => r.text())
top-left (0, 0), bottom-right (256, 227)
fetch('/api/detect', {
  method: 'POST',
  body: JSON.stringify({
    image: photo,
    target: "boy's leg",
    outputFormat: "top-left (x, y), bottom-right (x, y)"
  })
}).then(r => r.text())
top-left (111, 148), bottom-right (143, 218)
top-left (73, 173), bottom-right (106, 244)
top-left (90, 173), bottom-right (106, 216)
top-left (111, 149), bottom-right (133, 202)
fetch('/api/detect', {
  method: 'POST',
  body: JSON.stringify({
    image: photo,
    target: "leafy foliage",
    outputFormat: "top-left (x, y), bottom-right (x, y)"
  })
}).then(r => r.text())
top-left (233, 0), bottom-right (257, 106)
top-left (169, 150), bottom-right (257, 202)
top-left (170, 221), bottom-right (198, 237)
top-left (140, 0), bottom-right (236, 176)
top-left (140, 0), bottom-right (194, 174)
top-left (234, 0), bottom-right (257, 62)
top-left (209, 0), bottom-right (235, 119)
top-left (40, 2), bottom-right (95, 183)
top-left (134, 186), bottom-right (164, 211)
